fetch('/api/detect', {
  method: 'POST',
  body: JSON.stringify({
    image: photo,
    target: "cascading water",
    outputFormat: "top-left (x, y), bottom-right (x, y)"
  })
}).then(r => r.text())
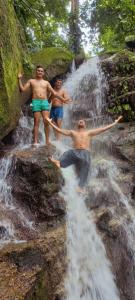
top-left (60, 168), bottom-right (119, 300)
top-left (0, 154), bottom-right (33, 246)
top-left (57, 58), bottom-right (120, 299)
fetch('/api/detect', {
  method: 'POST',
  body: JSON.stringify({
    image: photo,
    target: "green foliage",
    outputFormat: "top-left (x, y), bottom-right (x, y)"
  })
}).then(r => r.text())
top-left (80, 0), bottom-right (135, 52)
top-left (12, 0), bottom-right (70, 50)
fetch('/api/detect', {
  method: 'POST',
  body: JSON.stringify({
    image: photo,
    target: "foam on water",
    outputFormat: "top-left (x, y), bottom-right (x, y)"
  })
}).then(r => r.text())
top-left (60, 167), bottom-right (119, 300)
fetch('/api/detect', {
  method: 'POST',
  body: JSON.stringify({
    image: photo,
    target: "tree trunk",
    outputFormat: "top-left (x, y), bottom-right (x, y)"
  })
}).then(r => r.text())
top-left (69, 0), bottom-right (81, 54)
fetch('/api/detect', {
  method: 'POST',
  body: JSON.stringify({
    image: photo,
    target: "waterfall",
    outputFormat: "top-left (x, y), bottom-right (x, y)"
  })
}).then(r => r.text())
top-left (56, 58), bottom-right (120, 299)
top-left (60, 168), bottom-right (119, 300)
top-left (0, 155), bottom-right (33, 246)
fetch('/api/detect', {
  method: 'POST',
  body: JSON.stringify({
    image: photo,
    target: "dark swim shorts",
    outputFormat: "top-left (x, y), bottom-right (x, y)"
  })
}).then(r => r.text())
top-left (32, 99), bottom-right (50, 112)
top-left (50, 106), bottom-right (63, 120)
top-left (60, 149), bottom-right (91, 187)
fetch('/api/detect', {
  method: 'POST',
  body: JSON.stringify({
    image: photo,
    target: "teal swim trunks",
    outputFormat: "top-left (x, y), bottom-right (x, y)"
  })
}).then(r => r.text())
top-left (32, 99), bottom-right (50, 112)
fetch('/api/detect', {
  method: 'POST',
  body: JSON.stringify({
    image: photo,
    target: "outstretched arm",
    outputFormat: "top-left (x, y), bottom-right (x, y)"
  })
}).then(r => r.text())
top-left (88, 116), bottom-right (122, 136)
top-left (46, 118), bottom-right (72, 136)
top-left (47, 83), bottom-right (71, 104)
top-left (18, 73), bottom-right (31, 92)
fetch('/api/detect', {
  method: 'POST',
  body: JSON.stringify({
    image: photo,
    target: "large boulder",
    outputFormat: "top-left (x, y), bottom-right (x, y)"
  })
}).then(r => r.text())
top-left (101, 50), bottom-right (135, 121)
top-left (0, 226), bottom-right (66, 300)
top-left (0, 0), bottom-right (26, 140)
top-left (31, 47), bottom-right (74, 80)
top-left (9, 146), bottom-right (65, 222)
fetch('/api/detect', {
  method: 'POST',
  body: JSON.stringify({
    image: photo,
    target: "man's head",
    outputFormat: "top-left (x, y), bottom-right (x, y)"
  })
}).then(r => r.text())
top-left (54, 77), bottom-right (63, 89)
top-left (36, 65), bottom-right (45, 79)
top-left (77, 119), bottom-right (86, 129)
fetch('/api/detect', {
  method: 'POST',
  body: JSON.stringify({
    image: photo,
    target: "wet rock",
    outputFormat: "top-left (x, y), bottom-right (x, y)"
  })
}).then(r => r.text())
top-left (0, 226), bottom-right (66, 300)
top-left (101, 50), bottom-right (135, 121)
top-left (31, 47), bottom-right (73, 81)
top-left (0, 226), bottom-right (8, 239)
top-left (9, 146), bottom-right (65, 222)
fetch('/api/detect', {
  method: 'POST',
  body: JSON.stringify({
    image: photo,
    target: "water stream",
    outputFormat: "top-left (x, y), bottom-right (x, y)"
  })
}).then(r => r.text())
top-left (59, 58), bottom-right (120, 299)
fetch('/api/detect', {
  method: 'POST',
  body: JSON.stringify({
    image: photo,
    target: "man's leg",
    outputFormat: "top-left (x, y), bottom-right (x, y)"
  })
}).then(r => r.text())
top-left (33, 112), bottom-right (41, 144)
top-left (75, 159), bottom-right (90, 192)
top-left (48, 157), bottom-right (60, 168)
top-left (41, 111), bottom-right (50, 145)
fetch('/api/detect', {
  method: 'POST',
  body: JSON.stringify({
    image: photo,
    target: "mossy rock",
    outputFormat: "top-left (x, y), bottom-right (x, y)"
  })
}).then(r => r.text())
top-left (101, 50), bottom-right (135, 121)
top-left (31, 47), bottom-right (74, 80)
top-left (0, 0), bottom-right (26, 140)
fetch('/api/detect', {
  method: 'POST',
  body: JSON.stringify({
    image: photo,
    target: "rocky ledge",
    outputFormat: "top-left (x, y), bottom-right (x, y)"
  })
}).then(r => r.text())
top-left (0, 123), bottom-right (135, 299)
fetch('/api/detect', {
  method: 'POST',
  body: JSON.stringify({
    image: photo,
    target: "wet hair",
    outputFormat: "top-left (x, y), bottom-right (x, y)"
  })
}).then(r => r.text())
top-left (36, 65), bottom-right (45, 71)
top-left (55, 76), bottom-right (63, 82)
top-left (50, 76), bottom-right (63, 88)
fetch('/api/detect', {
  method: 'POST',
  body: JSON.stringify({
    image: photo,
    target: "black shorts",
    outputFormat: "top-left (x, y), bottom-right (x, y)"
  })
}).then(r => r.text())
top-left (60, 149), bottom-right (91, 187)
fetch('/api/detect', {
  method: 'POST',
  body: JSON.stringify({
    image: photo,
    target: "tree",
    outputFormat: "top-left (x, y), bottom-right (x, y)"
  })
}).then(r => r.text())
top-left (69, 0), bottom-right (82, 54)
top-left (13, 0), bottom-right (70, 50)
top-left (80, 0), bottom-right (135, 52)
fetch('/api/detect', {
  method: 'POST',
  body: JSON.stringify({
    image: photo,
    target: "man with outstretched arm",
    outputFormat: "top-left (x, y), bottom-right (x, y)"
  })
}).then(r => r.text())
top-left (18, 65), bottom-right (69, 145)
top-left (46, 116), bottom-right (122, 192)
top-left (49, 77), bottom-right (71, 140)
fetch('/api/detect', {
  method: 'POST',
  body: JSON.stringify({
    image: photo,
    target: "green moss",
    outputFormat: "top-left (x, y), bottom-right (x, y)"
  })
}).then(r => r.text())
top-left (31, 47), bottom-right (73, 67)
top-left (0, 0), bottom-right (25, 139)
top-left (125, 35), bottom-right (135, 43)
top-left (31, 47), bottom-right (74, 80)
top-left (28, 271), bottom-right (48, 300)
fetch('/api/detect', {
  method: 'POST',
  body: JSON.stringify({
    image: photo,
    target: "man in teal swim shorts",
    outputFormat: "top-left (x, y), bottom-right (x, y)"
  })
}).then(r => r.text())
top-left (18, 65), bottom-right (69, 145)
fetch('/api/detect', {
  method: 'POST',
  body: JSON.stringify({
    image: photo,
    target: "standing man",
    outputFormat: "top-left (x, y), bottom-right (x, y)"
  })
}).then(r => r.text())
top-left (49, 77), bottom-right (71, 140)
top-left (18, 65), bottom-right (68, 145)
top-left (46, 116), bottom-right (122, 192)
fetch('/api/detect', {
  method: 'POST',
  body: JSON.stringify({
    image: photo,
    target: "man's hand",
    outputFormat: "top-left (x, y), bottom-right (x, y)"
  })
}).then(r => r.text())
top-left (46, 117), bottom-right (52, 124)
top-left (18, 73), bottom-right (23, 79)
top-left (64, 98), bottom-right (72, 104)
top-left (114, 116), bottom-right (123, 124)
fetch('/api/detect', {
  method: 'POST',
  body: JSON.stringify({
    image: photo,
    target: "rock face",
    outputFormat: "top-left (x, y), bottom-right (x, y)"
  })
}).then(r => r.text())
top-left (0, 226), bottom-right (66, 300)
top-left (31, 47), bottom-right (74, 80)
top-left (86, 122), bottom-right (135, 300)
top-left (101, 50), bottom-right (135, 121)
top-left (0, 0), bottom-right (25, 140)
top-left (9, 146), bottom-right (65, 222)
top-left (0, 122), bottom-right (135, 299)
top-left (0, 146), bottom-right (66, 300)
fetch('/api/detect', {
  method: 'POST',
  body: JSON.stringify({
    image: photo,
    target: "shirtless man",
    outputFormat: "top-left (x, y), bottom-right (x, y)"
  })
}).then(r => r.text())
top-left (46, 116), bottom-right (122, 191)
top-left (18, 65), bottom-right (69, 145)
top-left (49, 77), bottom-right (71, 140)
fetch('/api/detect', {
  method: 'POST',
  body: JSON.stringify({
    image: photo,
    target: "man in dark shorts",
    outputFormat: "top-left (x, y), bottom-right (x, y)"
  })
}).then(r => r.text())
top-left (46, 116), bottom-right (122, 192)
top-left (49, 77), bottom-right (71, 140)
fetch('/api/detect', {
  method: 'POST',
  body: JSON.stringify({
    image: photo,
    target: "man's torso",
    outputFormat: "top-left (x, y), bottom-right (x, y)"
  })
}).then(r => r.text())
top-left (50, 88), bottom-right (65, 107)
top-left (30, 79), bottom-right (49, 100)
top-left (71, 130), bottom-right (91, 150)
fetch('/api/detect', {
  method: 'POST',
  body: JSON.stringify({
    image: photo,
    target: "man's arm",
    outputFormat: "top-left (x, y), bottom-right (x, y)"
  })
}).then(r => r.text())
top-left (18, 73), bottom-right (31, 92)
top-left (46, 118), bottom-right (72, 136)
top-left (88, 116), bottom-right (122, 137)
top-left (62, 89), bottom-right (72, 104)
top-left (47, 83), bottom-right (71, 104)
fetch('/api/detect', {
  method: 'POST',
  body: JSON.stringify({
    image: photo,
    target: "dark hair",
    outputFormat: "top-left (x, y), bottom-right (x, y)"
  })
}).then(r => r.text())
top-left (55, 76), bottom-right (63, 82)
top-left (36, 65), bottom-right (45, 71)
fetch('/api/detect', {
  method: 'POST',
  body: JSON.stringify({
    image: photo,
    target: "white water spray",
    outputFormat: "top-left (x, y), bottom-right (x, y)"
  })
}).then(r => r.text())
top-left (60, 167), bottom-right (119, 300)
top-left (53, 56), bottom-right (120, 300)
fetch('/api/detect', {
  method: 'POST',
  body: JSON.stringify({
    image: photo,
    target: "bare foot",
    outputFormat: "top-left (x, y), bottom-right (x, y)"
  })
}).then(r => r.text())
top-left (46, 141), bottom-right (53, 146)
top-left (48, 156), bottom-right (60, 168)
top-left (32, 143), bottom-right (40, 148)
top-left (76, 187), bottom-right (87, 195)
